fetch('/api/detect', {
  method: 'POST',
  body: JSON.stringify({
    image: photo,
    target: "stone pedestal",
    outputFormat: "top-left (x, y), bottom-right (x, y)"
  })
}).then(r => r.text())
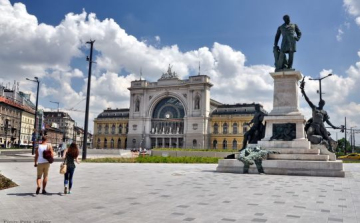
top-left (259, 70), bottom-right (308, 149)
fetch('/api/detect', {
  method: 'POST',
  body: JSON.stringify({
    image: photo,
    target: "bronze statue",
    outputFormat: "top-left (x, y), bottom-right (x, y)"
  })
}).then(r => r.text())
top-left (240, 104), bottom-right (266, 151)
top-left (300, 79), bottom-right (340, 152)
top-left (274, 15), bottom-right (302, 71)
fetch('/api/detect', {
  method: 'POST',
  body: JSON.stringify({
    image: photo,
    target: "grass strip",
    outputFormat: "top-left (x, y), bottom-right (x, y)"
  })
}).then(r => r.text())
top-left (0, 174), bottom-right (18, 190)
top-left (83, 156), bottom-right (220, 164)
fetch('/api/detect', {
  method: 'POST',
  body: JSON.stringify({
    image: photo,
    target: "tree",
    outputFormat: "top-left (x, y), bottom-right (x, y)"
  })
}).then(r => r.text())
top-left (336, 138), bottom-right (351, 153)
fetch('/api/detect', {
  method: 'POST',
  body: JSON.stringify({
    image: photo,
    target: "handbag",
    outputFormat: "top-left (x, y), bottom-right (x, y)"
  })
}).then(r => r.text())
top-left (43, 144), bottom-right (54, 164)
top-left (60, 159), bottom-right (67, 174)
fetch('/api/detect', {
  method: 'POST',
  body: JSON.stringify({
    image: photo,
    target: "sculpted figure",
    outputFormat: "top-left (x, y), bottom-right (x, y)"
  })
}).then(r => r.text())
top-left (240, 104), bottom-right (266, 151)
top-left (274, 15), bottom-right (302, 71)
top-left (300, 80), bottom-right (340, 152)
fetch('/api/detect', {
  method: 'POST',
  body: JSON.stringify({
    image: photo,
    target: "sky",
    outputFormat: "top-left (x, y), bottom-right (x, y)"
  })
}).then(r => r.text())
top-left (1, 0), bottom-right (360, 144)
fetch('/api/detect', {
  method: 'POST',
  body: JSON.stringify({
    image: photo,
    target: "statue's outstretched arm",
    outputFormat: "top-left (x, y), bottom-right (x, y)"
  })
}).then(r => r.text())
top-left (274, 27), bottom-right (281, 46)
top-left (324, 114), bottom-right (339, 129)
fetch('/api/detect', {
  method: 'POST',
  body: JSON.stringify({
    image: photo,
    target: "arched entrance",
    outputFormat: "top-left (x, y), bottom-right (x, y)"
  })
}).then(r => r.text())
top-left (150, 96), bottom-right (185, 148)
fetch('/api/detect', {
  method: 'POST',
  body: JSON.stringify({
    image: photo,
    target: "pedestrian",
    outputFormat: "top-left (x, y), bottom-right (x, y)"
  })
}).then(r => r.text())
top-left (63, 142), bottom-right (80, 194)
top-left (34, 136), bottom-right (54, 194)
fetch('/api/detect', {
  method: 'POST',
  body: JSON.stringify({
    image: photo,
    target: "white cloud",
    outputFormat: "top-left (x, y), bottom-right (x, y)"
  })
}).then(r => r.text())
top-left (336, 28), bottom-right (344, 41)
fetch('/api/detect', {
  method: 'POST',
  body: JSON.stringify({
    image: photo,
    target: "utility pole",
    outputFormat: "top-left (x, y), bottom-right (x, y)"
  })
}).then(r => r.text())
top-left (82, 40), bottom-right (95, 160)
top-left (344, 117), bottom-right (347, 154)
top-left (26, 77), bottom-right (40, 155)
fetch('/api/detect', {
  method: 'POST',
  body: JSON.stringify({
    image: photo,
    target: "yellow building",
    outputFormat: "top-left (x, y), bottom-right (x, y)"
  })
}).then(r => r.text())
top-left (20, 111), bottom-right (35, 147)
top-left (209, 103), bottom-right (266, 150)
top-left (93, 108), bottom-right (129, 149)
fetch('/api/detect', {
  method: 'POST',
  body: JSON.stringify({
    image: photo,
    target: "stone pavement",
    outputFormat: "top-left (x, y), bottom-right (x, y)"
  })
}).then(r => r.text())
top-left (0, 162), bottom-right (360, 223)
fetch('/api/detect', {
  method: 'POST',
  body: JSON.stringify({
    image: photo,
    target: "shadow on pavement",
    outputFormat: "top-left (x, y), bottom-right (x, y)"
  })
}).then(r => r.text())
top-left (7, 192), bottom-right (64, 197)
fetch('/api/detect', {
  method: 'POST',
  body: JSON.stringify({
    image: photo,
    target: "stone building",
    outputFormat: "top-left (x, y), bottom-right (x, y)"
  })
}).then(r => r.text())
top-left (74, 125), bottom-right (93, 149)
top-left (0, 83), bottom-right (36, 148)
top-left (93, 67), bottom-right (265, 149)
top-left (93, 109), bottom-right (129, 149)
top-left (43, 112), bottom-right (75, 144)
top-left (45, 124), bottom-right (63, 148)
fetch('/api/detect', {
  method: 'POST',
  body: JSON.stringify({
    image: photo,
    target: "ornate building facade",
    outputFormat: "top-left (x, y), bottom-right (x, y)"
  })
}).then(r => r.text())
top-left (93, 67), bottom-right (266, 149)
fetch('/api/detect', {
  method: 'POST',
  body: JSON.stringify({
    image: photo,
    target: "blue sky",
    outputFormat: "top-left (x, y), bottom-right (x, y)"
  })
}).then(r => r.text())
top-left (2, 0), bottom-right (360, 142)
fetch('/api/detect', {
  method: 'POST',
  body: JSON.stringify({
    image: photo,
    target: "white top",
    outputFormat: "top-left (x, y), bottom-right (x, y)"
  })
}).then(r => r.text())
top-left (38, 144), bottom-right (49, 164)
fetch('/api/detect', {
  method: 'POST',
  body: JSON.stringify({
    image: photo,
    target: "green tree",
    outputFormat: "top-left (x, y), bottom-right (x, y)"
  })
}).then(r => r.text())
top-left (336, 138), bottom-right (351, 153)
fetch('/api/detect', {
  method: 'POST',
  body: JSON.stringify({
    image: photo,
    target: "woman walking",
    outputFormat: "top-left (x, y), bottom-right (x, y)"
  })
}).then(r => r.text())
top-left (63, 143), bottom-right (80, 194)
top-left (34, 136), bottom-right (54, 194)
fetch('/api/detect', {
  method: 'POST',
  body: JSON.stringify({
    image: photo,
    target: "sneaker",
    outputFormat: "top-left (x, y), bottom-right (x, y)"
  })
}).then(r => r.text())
top-left (68, 191), bottom-right (71, 194)
top-left (64, 187), bottom-right (67, 194)
top-left (36, 187), bottom-right (40, 195)
top-left (42, 190), bottom-right (47, 194)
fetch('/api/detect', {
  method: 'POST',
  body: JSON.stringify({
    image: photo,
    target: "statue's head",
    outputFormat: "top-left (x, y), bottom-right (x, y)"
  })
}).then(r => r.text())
top-left (318, 99), bottom-right (325, 108)
top-left (283, 15), bottom-right (290, 24)
top-left (255, 104), bottom-right (260, 112)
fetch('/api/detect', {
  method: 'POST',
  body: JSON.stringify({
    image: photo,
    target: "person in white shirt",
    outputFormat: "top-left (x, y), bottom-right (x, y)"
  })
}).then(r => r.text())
top-left (34, 136), bottom-right (54, 195)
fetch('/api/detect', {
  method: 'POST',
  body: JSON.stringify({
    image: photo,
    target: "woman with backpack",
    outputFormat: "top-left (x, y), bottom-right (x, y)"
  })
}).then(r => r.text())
top-left (63, 142), bottom-right (80, 194)
top-left (34, 136), bottom-right (54, 195)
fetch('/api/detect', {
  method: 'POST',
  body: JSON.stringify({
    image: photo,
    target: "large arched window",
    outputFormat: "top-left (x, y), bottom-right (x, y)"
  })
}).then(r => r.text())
top-left (97, 138), bottom-right (100, 148)
top-left (111, 124), bottom-right (115, 134)
top-left (152, 97), bottom-right (185, 119)
top-left (193, 139), bottom-right (197, 148)
top-left (233, 123), bottom-right (238, 134)
top-left (97, 124), bottom-right (102, 134)
top-left (117, 138), bottom-right (121, 149)
top-left (223, 139), bottom-right (227, 149)
top-left (105, 124), bottom-right (109, 134)
top-left (104, 138), bottom-right (108, 148)
top-left (213, 140), bottom-right (217, 149)
top-left (232, 139), bottom-right (237, 149)
top-left (214, 123), bottom-right (218, 134)
top-left (118, 124), bottom-right (123, 134)
top-left (126, 124), bottom-right (129, 133)
top-left (223, 123), bottom-right (228, 134)
top-left (110, 138), bottom-right (114, 148)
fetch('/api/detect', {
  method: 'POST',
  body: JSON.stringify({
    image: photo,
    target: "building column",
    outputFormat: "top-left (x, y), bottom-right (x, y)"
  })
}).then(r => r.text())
top-left (169, 138), bottom-right (172, 148)
top-left (162, 138), bottom-right (165, 148)
top-left (155, 137), bottom-right (158, 148)
top-left (176, 138), bottom-right (179, 148)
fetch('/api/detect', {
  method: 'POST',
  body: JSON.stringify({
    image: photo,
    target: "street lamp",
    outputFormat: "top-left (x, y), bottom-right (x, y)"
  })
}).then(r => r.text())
top-left (82, 40), bottom-right (95, 160)
top-left (309, 73), bottom-right (332, 101)
top-left (50, 101), bottom-right (60, 112)
top-left (26, 77), bottom-right (40, 155)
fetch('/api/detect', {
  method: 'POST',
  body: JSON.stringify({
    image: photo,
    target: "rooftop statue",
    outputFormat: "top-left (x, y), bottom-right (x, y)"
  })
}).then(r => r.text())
top-left (274, 15), bottom-right (302, 71)
top-left (160, 64), bottom-right (178, 79)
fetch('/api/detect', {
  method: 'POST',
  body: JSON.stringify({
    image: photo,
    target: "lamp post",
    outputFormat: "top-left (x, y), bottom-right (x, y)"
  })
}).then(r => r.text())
top-left (50, 101), bottom-right (60, 112)
top-left (82, 40), bottom-right (95, 160)
top-left (350, 126), bottom-right (357, 153)
top-left (309, 73), bottom-right (332, 101)
top-left (26, 77), bottom-right (40, 155)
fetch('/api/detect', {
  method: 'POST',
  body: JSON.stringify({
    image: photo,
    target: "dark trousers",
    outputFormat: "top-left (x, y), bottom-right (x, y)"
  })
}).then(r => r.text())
top-left (64, 167), bottom-right (75, 190)
top-left (243, 160), bottom-right (264, 174)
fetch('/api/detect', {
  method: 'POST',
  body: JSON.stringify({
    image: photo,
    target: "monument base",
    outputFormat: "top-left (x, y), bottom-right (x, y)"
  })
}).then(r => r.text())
top-left (216, 159), bottom-right (344, 177)
top-left (216, 144), bottom-right (343, 177)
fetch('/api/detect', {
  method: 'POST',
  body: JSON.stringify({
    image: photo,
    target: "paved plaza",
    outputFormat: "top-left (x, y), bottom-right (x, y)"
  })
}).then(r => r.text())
top-left (0, 162), bottom-right (360, 223)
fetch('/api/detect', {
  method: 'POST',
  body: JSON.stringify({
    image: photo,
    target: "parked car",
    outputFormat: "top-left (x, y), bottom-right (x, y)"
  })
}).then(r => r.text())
top-left (338, 153), bottom-right (360, 160)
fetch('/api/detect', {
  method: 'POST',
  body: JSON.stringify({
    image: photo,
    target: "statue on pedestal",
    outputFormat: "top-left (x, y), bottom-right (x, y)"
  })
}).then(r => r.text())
top-left (274, 15), bottom-right (302, 71)
top-left (300, 79), bottom-right (340, 152)
top-left (240, 104), bottom-right (266, 151)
